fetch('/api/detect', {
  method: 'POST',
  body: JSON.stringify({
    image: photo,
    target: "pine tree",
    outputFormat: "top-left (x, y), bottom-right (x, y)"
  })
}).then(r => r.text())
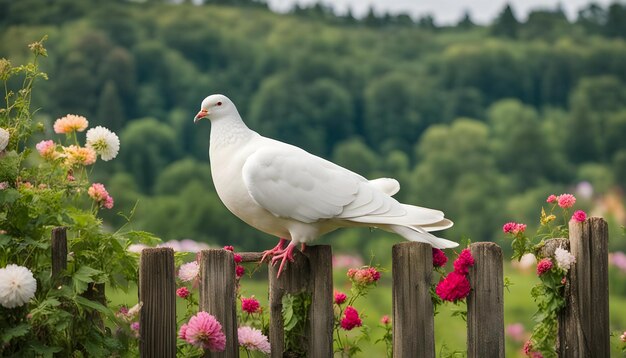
top-left (96, 80), bottom-right (125, 132)
top-left (491, 4), bottom-right (519, 38)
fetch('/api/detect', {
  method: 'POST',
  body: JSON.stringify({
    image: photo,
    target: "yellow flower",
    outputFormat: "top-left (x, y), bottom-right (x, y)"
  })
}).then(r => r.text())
top-left (62, 145), bottom-right (96, 167)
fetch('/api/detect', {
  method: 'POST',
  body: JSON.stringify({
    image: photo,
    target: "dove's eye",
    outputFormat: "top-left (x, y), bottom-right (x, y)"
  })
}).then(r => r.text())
top-left (217, 102), bottom-right (222, 106)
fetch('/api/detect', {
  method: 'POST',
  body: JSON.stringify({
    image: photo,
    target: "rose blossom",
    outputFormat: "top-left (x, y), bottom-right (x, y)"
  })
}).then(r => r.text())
top-left (571, 210), bottom-right (586, 222)
top-left (435, 271), bottom-right (471, 302)
top-left (557, 194), bottom-right (576, 209)
top-left (453, 248), bottom-right (475, 275)
top-left (176, 287), bottom-right (190, 299)
top-left (432, 248), bottom-right (448, 267)
top-left (334, 291), bottom-right (347, 305)
top-left (236, 265), bottom-right (245, 278)
top-left (241, 296), bottom-right (260, 314)
top-left (340, 306), bottom-right (362, 330)
top-left (536, 258), bottom-right (553, 276)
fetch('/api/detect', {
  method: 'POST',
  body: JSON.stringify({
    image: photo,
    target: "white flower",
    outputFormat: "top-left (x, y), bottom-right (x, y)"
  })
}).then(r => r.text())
top-left (127, 302), bottom-right (142, 317)
top-left (238, 326), bottom-right (271, 354)
top-left (0, 128), bottom-right (9, 151)
top-left (0, 264), bottom-right (37, 308)
top-left (86, 126), bottom-right (120, 161)
top-left (554, 247), bottom-right (576, 271)
top-left (178, 261), bottom-right (200, 282)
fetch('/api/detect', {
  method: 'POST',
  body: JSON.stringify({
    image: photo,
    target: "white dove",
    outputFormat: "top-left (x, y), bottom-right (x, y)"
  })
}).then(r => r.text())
top-left (194, 94), bottom-right (457, 276)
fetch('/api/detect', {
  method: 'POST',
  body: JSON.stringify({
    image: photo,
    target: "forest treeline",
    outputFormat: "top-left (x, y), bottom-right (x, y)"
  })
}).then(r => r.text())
top-left (1, 0), bottom-right (626, 258)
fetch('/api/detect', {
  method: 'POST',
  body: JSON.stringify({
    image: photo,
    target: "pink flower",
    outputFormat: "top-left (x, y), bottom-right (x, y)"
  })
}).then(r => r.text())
top-left (223, 245), bottom-right (234, 252)
top-left (176, 287), bottom-right (190, 299)
top-left (233, 253), bottom-right (242, 264)
top-left (620, 331), bottom-right (626, 342)
top-left (546, 194), bottom-right (557, 203)
top-left (571, 210), bottom-right (586, 222)
top-left (340, 306), bottom-right (362, 330)
top-left (530, 352), bottom-right (544, 358)
top-left (117, 306), bottom-right (129, 316)
top-left (503, 222), bottom-right (516, 233)
top-left (453, 249), bottom-right (475, 275)
top-left (238, 326), bottom-right (271, 354)
top-left (88, 183), bottom-right (114, 209)
top-left (130, 321), bottom-right (140, 332)
top-left (54, 114), bottom-right (88, 134)
top-left (380, 315), bottom-right (391, 325)
top-left (182, 311), bottom-right (226, 352)
top-left (557, 194), bottom-right (576, 209)
top-left (235, 265), bottom-right (245, 278)
top-left (523, 340), bottom-right (533, 355)
top-left (0, 182), bottom-right (8, 190)
top-left (241, 296), bottom-right (260, 314)
top-left (505, 323), bottom-right (525, 342)
top-left (179, 324), bottom-right (188, 340)
top-left (435, 271), bottom-right (471, 302)
top-left (536, 258), bottom-right (553, 276)
top-left (432, 248), bottom-right (448, 267)
top-left (36, 140), bottom-right (57, 160)
top-left (334, 291), bottom-right (347, 305)
top-left (347, 267), bottom-right (381, 285)
top-left (178, 261), bottom-right (199, 282)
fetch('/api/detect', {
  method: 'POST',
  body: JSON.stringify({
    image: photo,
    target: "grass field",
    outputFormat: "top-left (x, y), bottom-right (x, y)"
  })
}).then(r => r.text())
top-left (108, 262), bottom-right (626, 357)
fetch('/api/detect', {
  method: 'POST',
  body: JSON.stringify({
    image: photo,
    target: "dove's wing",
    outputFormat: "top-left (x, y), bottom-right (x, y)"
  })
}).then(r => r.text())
top-left (242, 143), bottom-right (410, 224)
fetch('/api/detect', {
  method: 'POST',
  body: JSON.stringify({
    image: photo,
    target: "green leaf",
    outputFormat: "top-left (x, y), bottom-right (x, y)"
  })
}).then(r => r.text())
top-left (282, 294), bottom-right (298, 331)
top-left (29, 341), bottom-right (63, 357)
top-left (72, 265), bottom-right (102, 294)
top-left (1, 322), bottom-right (30, 343)
top-left (0, 188), bottom-right (19, 204)
top-left (74, 295), bottom-right (115, 321)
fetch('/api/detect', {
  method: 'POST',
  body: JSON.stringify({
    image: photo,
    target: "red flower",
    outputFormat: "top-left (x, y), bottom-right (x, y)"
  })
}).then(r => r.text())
top-left (235, 265), bottom-right (245, 278)
top-left (380, 315), bottom-right (391, 325)
top-left (233, 253), bottom-right (242, 264)
top-left (334, 291), bottom-right (347, 305)
top-left (223, 245), bottom-right (234, 252)
top-left (432, 248), bottom-right (448, 267)
top-left (571, 210), bottom-right (586, 223)
top-left (523, 340), bottom-right (532, 355)
top-left (176, 287), bottom-right (190, 299)
top-left (340, 306), bottom-right (362, 330)
top-left (241, 297), bottom-right (260, 314)
top-left (546, 194), bottom-right (557, 203)
top-left (453, 249), bottom-right (475, 275)
top-left (435, 271), bottom-right (471, 302)
top-left (503, 222), bottom-right (526, 235)
top-left (536, 258), bottom-right (553, 276)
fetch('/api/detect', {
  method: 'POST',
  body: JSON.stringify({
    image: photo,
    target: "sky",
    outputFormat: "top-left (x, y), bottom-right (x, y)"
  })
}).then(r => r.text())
top-left (265, 0), bottom-right (617, 25)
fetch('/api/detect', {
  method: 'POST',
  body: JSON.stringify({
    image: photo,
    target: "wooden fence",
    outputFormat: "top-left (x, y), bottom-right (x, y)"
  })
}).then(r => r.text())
top-left (51, 217), bottom-right (610, 357)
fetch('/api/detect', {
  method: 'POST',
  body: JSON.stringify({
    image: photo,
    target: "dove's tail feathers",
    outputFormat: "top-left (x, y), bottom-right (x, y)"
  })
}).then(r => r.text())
top-left (416, 218), bottom-right (454, 232)
top-left (389, 224), bottom-right (459, 249)
top-left (368, 178), bottom-right (400, 196)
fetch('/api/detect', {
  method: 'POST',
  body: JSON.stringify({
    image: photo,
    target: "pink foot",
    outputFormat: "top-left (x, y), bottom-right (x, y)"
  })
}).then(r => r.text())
top-left (261, 238), bottom-right (287, 263)
top-left (271, 241), bottom-right (297, 278)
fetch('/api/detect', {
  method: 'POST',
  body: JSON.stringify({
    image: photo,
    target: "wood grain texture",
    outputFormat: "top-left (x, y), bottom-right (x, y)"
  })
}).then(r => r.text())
top-left (51, 227), bottom-right (67, 279)
top-left (139, 248), bottom-right (176, 358)
top-left (392, 242), bottom-right (434, 358)
top-left (303, 245), bottom-right (334, 358)
top-left (467, 242), bottom-right (504, 358)
top-left (199, 249), bottom-right (239, 358)
top-left (558, 217), bottom-right (609, 357)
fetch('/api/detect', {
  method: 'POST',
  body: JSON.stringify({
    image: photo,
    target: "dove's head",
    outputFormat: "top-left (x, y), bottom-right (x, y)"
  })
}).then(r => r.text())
top-left (194, 94), bottom-right (235, 123)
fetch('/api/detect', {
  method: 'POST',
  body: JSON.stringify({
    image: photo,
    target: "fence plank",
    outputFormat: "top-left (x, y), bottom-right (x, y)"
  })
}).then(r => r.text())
top-left (268, 246), bottom-right (317, 358)
top-left (467, 242), bottom-right (504, 358)
top-left (392, 242), bottom-right (435, 358)
top-left (199, 249), bottom-right (239, 358)
top-left (303, 245), bottom-right (334, 358)
top-left (558, 217), bottom-right (609, 357)
top-left (51, 227), bottom-right (67, 278)
top-left (139, 248), bottom-right (176, 358)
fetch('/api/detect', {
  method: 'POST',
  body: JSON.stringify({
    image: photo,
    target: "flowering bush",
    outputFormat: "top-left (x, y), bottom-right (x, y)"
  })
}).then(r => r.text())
top-left (0, 38), bottom-right (159, 356)
top-left (504, 193), bottom-right (587, 357)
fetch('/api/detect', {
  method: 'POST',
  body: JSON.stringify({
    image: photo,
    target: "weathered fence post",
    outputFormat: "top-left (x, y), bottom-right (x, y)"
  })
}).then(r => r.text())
top-left (51, 227), bottom-right (67, 280)
top-left (199, 249), bottom-right (239, 358)
top-left (467, 242), bottom-right (504, 358)
top-left (268, 245), bottom-right (333, 358)
top-left (392, 242), bottom-right (435, 358)
top-left (558, 217), bottom-right (609, 357)
top-left (139, 248), bottom-right (176, 358)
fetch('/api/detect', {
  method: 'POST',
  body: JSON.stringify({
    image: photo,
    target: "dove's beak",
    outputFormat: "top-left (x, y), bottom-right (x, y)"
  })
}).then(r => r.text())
top-left (194, 109), bottom-right (208, 123)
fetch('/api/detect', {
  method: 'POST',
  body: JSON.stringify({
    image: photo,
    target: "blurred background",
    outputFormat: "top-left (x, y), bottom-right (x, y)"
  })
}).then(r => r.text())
top-left (1, 0), bottom-right (625, 355)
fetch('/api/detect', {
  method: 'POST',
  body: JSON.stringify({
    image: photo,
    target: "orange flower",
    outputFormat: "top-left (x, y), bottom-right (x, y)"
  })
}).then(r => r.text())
top-left (54, 114), bottom-right (88, 134)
